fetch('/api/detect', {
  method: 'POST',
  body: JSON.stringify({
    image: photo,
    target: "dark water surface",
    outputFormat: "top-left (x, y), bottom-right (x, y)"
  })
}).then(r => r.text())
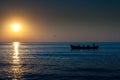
top-left (0, 42), bottom-right (120, 80)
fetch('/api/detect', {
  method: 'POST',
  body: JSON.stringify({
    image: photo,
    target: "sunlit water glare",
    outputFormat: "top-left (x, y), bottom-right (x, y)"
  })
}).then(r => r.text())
top-left (10, 42), bottom-right (23, 79)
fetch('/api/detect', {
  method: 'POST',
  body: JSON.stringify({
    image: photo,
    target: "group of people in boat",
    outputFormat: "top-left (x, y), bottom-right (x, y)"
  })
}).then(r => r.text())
top-left (71, 43), bottom-right (99, 50)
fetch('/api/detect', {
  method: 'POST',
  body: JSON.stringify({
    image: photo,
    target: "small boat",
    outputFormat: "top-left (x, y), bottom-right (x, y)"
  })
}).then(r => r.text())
top-left (71, 44), bottom-right (99, 50)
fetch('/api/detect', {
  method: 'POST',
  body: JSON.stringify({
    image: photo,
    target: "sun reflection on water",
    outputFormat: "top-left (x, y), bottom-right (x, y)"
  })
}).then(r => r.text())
top-left (10, 42), bottom-right (23, 79)
top-left (13, 42), bottom-right (20, 64)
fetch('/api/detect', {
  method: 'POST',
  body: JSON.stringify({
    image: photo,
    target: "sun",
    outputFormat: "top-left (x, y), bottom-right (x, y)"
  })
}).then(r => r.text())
top-left (12, 24), bottom-right (20, 31)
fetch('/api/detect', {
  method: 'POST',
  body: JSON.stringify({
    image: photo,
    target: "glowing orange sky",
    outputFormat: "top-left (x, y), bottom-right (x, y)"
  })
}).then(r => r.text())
top-left (0, 0), bottom-right (120, 42)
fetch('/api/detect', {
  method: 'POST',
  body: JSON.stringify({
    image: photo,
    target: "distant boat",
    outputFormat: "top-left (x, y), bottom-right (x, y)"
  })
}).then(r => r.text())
top-left (71, 44), bottom-right (99, 50)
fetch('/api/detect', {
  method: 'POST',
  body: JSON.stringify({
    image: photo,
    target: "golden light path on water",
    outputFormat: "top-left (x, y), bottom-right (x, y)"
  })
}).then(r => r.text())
top-left (10, 42), bottom-right (23, 79)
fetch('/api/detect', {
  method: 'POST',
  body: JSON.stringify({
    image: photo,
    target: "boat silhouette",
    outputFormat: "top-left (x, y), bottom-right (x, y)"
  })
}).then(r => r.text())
top-left (71, 44), bottom-right (99, 50)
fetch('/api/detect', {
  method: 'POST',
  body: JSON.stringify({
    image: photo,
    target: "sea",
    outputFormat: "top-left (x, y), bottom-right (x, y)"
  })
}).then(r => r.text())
top-left (0, 42), bottom-right (120, 80)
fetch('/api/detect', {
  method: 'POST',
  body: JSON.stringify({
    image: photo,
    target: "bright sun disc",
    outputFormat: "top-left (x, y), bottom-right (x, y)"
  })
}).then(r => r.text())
top-left (12, 24), bottom-right (20, 31)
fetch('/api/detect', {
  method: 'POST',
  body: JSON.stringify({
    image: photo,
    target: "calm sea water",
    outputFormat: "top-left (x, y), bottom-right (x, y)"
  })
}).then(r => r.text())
top-left (0, 42), bottom-right (120, 80)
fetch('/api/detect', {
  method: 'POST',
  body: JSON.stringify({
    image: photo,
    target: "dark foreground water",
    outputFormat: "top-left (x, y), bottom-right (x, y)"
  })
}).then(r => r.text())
top-left (0, 42), bottom-right (120, 80)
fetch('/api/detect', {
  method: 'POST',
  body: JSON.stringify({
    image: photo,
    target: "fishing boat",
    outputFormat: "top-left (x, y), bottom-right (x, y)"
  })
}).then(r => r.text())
top-left (71, 44), bottom-right (99, 50)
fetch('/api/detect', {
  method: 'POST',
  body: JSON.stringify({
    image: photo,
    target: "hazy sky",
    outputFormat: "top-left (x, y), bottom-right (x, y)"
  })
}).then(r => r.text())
top-left (0, 0), bottom-right (120, 42)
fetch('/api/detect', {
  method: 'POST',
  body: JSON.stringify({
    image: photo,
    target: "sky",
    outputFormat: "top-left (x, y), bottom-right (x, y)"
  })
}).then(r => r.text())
top-left (0, 0), bottom-right (120, 42)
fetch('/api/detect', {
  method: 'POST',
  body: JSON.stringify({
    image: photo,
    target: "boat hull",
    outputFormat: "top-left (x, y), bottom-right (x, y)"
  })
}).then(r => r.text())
top-left (71, 45), bottom-right (99, 50)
